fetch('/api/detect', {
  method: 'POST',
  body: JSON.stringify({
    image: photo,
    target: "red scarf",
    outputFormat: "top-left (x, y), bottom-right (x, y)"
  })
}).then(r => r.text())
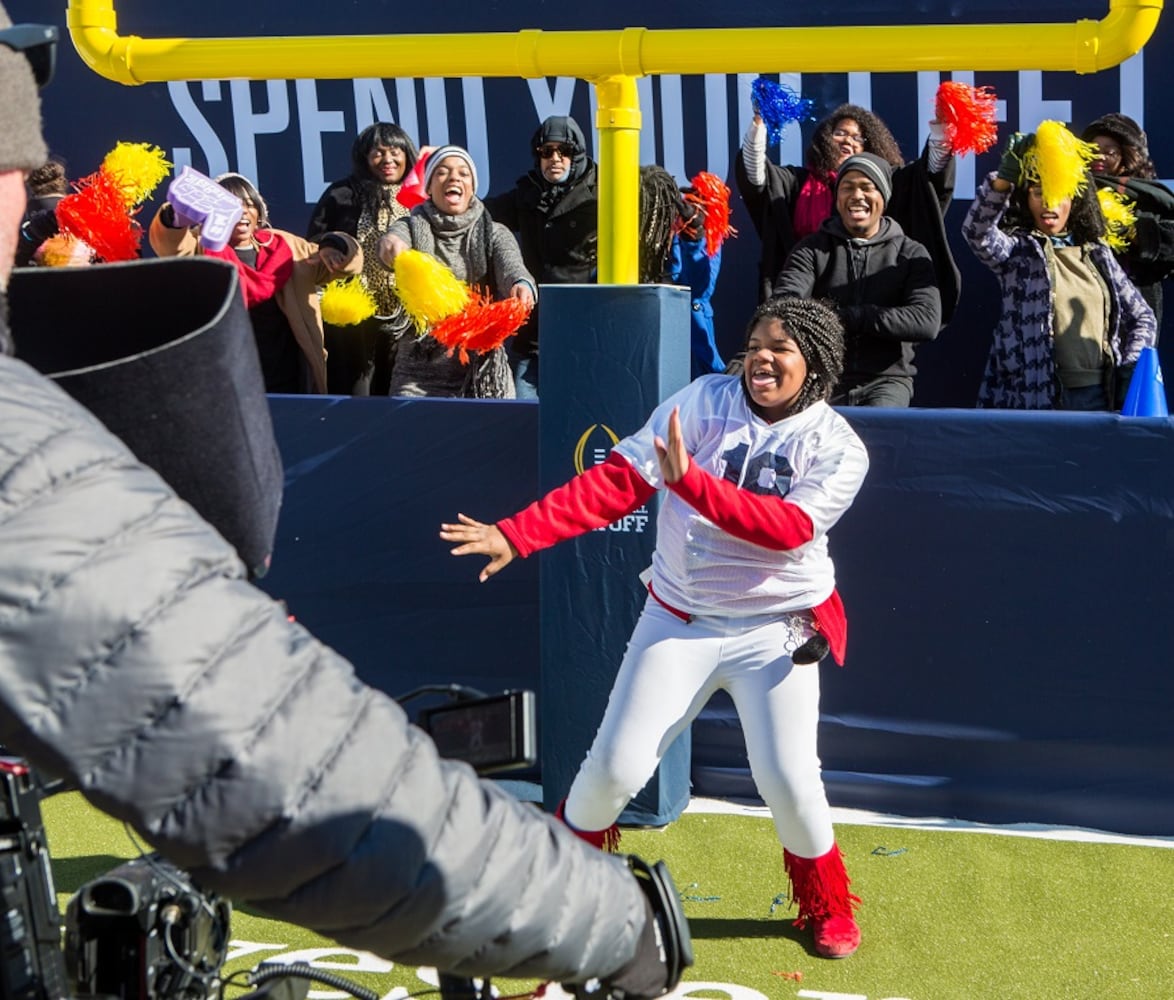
top-left (792, 172), bottom-right (835, 241)
top-left (205, 230), bottom-right (295, 310)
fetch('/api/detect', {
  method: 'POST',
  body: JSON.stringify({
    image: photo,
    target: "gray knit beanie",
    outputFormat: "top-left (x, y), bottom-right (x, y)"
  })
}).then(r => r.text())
top-left (0, 4), bottom-right (49, 173)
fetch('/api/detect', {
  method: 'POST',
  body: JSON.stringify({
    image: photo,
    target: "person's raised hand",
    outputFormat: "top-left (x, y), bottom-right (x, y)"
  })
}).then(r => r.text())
top-left (996, 131), bottom-right (1033, 186)
top-left (653, 406), bottom-right (690, 485)
top-left (439, 513), bottom-right (518, 582)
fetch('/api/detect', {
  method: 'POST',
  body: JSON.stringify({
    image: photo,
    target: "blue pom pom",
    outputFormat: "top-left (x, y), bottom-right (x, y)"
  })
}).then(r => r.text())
top-left (751, 76), bottom-right (815, 145)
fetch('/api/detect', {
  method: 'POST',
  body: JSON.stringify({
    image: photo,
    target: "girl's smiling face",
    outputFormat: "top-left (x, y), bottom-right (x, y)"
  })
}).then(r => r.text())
top-left (743, 318), bottom-right (808, 421)
top-left (428, 156), bottom-right (475, 216)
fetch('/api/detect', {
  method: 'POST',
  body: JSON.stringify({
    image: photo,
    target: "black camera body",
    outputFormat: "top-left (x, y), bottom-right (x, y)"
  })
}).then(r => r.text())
top-left (0, 759), bottom-right (70, 1000)
top-left (64, 855), bottom-right (230, 1000)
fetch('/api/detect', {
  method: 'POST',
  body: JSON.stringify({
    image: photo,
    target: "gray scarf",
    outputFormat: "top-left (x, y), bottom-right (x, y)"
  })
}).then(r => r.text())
top-left (408, 199), bottom-right (493, 287)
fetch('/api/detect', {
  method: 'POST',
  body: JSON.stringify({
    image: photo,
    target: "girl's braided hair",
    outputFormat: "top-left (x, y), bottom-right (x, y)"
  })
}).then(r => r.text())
top-left (741, 297), bottom-right (845, 415)
top-left (638, 164), bottom-right (687, 283)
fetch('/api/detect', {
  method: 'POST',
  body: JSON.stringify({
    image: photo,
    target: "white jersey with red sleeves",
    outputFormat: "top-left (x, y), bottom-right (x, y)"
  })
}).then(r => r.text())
top-left (614, 374), bottom-right (869, 618)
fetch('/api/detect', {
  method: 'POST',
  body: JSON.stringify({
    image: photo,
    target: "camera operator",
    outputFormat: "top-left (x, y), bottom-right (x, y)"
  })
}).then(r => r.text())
top-left (0, 8), bottom-right (680, 996)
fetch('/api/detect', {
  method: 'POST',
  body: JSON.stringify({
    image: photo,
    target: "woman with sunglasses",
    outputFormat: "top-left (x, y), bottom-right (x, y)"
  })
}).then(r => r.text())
top-left (736, 102), bottom-right (960, 327)
top-left (483, 116), bottom-right (598, 398)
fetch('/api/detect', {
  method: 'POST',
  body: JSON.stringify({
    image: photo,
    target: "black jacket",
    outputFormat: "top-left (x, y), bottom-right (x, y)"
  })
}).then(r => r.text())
top-left (483, 164), bottom-right (598, 355)
top-left (736, 143), bottom-right (960, 324)
top-left (773, 216), bottom-right (942, 381)
top-left (306, 175), bottom-right (366, 241)
top-left (1093, 174), bottom-right (1174, 326)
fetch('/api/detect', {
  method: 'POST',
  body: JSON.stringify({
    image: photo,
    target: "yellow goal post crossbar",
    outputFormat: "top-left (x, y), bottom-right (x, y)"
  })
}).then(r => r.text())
top-left (66, 0), bottom-right (1164, 282)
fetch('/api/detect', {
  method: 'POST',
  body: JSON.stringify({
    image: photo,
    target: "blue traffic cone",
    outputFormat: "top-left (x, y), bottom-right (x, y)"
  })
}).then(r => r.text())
top-left (1121, 346), bottom-right (1169, 417)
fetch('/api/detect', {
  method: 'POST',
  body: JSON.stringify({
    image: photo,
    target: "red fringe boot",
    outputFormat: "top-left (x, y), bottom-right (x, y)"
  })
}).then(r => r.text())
top-left (783, 843), bottom-right (862, 958)
top-left (554, 798), bottom-right (621, 852)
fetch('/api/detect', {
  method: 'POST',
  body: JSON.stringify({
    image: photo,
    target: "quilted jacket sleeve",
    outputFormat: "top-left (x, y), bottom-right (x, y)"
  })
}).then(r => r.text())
top-left (0, 355), bottom-right (645, 982)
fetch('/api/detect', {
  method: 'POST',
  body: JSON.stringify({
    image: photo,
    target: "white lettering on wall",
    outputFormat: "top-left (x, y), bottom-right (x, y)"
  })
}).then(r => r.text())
top-left (168, 80), bottom-right (230, 176)
top-left (462, 78), bottom-right (491, 195)
top-left (848, 71), bottom-right (872, 108)
top-left (1017, 70), bottom-right (1071, 133)
top-left (661, 75), bottom-right (685, 181)
top-left (423, 77), bottom-right (449, 147)
top-left (353, 78), bottom-right (396, 133)
top-left (1120, 50), bottom-right (1144, 126)
top-left (527, 77), bottom-right (579, 129)
top-left (231, 80), bottom-right (290, 184)
top-left (165, 65), bottom-right (1142, 204)
top-left (704, 73), bottom-right (730, 181)
top-left (297, 79), bottom-right (346, 202)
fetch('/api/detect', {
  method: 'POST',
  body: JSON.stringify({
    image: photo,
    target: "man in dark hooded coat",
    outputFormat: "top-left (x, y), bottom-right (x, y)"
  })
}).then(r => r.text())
top-left (484, 115), bottom-right (599, 396)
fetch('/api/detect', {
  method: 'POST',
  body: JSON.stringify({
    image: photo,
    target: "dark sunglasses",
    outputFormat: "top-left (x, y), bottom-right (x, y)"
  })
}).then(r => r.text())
top-left (0, 23), bottom-right (58, 88)
top-left (537, 143), bottom-right (575, 160)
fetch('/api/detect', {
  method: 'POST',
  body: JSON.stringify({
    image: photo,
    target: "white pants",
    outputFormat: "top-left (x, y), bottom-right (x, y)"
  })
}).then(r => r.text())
top-left (564, 599), bottom-right (835, 858)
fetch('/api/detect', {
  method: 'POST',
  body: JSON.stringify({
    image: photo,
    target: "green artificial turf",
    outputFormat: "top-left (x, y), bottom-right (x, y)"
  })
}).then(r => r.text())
top-left (40, 793), bottom-right (1174, 1000)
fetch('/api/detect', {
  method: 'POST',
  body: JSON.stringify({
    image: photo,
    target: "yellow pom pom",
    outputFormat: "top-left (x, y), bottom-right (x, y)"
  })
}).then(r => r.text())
top-left (393, 249), bottom-right (470, 331)
top-left (1024, 121), bottom-right (1098, 209)
top-left (101, 141), bottom-right (173, 207)
top-left (1097, 187), bottom-right (1137, 252)
top-left (321, 277), bottom-right (377, 326)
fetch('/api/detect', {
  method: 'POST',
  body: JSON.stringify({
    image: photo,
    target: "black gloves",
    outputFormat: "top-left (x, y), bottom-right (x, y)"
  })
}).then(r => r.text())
top-left (997, 132), bottom-right (1034, 185)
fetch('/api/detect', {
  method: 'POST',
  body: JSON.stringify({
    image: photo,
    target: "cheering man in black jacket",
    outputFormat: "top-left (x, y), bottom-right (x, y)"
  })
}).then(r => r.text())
top-left (773, 152), bottom-right (941, 407)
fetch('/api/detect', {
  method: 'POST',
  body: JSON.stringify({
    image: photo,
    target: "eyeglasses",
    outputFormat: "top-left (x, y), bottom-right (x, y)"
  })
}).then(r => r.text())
top-left (0, 24), bottom-right (58, 89)
top-left (537, 143), bottom-right (575, 160)
top-left (831, 128), bottom-right (866, 148)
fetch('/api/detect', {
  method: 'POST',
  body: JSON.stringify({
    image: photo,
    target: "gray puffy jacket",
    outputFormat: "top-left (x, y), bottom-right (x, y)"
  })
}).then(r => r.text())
top-left (0, 351), bottom-right (644, 980)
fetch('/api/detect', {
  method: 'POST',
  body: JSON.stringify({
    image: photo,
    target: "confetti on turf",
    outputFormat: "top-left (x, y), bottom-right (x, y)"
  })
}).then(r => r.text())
top-left (872, 846), bottom-right (908, 856)
top-left (680, 882), bottom-right (721, 902)
top-left (772, 970), bottom-right (804, 982)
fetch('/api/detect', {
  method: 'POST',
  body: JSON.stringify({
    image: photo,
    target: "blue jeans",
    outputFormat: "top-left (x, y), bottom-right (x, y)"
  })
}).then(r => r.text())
top-left (509, 349), bottom-right (540, 400)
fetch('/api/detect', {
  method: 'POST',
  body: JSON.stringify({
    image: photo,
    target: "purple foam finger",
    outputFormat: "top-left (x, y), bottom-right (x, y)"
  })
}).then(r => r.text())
top-left (166, 166), bottom-right (244, 251)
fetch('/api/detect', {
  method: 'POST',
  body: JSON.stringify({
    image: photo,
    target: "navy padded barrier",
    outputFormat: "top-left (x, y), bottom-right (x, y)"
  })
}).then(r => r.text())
top-left (262, 399), bottom-right (1174, 835)
top-left (536, 285), bottom-right (692, 825)
top-left (695, 408), bottom-right (1174, 836)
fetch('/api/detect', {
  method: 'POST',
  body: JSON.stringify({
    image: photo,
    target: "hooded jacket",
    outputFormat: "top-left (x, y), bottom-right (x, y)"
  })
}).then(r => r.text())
top-left (483, 116), bottom-right (599, 356)
top-left (773, 215), bottom-right (942, 383)
top-left (0, 332), bottom-right (647, 981)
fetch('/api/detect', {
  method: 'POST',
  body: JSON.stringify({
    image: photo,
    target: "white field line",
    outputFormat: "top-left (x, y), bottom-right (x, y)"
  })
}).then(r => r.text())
top-left (682, 796), bottom-right (1174, 850)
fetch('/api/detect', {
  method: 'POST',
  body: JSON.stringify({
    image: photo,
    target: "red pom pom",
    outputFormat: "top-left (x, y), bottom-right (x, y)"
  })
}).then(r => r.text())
top-left (935, 82), bottom-right (999, 157)
top-left (430, 289), bottom-right (532, 364)
top-left (683, 171), bottom-right (737, 257)
top-left (56, 169), bottom-right (142, 262)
